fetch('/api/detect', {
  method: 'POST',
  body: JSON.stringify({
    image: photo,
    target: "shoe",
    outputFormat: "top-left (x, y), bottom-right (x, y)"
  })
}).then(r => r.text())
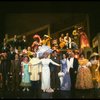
top-left (46, 88), bottom-right (54, 93)
top-left (23, 88), bottom-right (26, 92)
top-left (27, 88), bottom-right (29, 91)
top-left (51, 88), bottom-right (54, 92)
top-left (57, 88), bottom-right (60, 90)
top-left (42, 89), bottom-right (46, 92)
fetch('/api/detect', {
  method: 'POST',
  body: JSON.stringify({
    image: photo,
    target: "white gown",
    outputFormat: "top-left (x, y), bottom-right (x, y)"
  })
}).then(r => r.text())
top-left (40, 58), bottom-right (59, 91)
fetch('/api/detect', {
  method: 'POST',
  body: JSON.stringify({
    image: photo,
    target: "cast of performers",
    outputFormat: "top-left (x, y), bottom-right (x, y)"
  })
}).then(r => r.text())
top-left (0, 32), bottom-right (100, 95)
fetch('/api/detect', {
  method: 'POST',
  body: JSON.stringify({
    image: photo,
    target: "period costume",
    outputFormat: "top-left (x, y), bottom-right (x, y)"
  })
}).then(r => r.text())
top-left (72, 29), bottom-right (79, 47)
top-left (20, 38), bottom-right (27, 50)
top-left (49, 52), bottom-right (60, 90)
top-left (75, 58), bottom-right (93, 89)
top-left (60, 59), bottom-right (71, 90)
top-left (67, 56), bottom-right (79, 90)
top-left (12, 58), bottom-right (21, 91)
top-left (20, 62), bottom-right (31, 87)
top-left (41, 35), bottom-right (51, 47)
top-left (0, 54), bottom-right (10, 90)
top-left (80, 31), bottom-right (90, 49)
top-left (89, 52), bottom-right (100, 88)
top-left (29, 57), bottom-right (42, 97)
top-left (59, 37), bottom-right (65, 49)
top-left (40, 58), bottom-right (60, 92)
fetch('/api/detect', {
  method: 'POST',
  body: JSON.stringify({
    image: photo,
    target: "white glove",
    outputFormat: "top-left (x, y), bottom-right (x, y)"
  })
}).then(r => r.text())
top-left (22, 73), bottom-right (24, 76)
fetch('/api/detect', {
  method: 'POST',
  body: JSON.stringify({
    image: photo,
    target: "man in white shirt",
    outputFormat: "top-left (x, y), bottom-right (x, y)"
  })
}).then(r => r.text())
top-left (64, 33), bottom-right (71, 49)
top-left (66, 50), bottom-right (79, 91)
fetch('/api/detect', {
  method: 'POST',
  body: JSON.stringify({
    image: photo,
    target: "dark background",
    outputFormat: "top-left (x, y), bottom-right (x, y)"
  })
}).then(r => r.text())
top-left (0, 1), bottom-right (100, 45)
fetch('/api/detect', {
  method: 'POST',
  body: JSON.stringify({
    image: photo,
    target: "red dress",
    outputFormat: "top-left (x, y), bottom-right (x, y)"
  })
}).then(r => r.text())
top-left (80, 32), bottom-right (90, 49)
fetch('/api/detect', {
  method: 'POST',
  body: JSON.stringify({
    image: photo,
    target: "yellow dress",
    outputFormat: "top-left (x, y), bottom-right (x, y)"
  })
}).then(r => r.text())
top-left (75, 59), bottom-right (93, 89)
top-left (89, 60), bottom-right (100, 88)
top-left (59, 37), bottom-right (65, 49)
top-left (41, 38), bottom-right (50, 47)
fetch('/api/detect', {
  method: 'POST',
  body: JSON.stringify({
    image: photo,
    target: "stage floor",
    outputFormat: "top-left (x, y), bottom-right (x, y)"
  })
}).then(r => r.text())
top-left (0, 88), bottom-right (100, 99)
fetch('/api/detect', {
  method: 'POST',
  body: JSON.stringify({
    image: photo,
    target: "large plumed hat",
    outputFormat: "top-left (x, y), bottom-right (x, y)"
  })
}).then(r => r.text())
top-left (90, 52), bottom-right (99, 59)
top-left (33, 34), bottom-right (40, 39)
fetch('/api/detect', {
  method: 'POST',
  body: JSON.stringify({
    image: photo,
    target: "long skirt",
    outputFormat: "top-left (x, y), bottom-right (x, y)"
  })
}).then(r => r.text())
top-left (75, 66), bottom-right (93, 89)
top-left (41, 66), bottom-right (50, 90)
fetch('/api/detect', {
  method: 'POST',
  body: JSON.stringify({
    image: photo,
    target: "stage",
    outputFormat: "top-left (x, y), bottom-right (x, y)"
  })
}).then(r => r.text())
top-left (0, 88), bottom-right (100, 99)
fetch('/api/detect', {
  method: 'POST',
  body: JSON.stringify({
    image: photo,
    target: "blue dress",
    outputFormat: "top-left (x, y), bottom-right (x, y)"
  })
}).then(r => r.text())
top-left (60, 59), bottom-right (71, 90)
top-left (20, 62), bottom-right (31, 87)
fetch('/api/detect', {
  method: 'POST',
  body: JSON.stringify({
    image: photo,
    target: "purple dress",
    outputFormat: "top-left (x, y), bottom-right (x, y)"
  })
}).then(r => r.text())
top-left (60, 59), bottom-right (71, 90)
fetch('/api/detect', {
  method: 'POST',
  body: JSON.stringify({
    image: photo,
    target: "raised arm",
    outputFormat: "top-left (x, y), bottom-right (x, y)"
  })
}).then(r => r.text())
top-left (50, 59), bottom-right (60, 66)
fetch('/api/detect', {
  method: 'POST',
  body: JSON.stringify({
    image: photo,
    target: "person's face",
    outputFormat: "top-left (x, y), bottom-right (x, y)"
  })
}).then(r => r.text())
top-left (71, 52), bottom-right (74, 57)
top-left (24, 57), bottom-right (29, 62)
top-left (23, 35), bottom-right (26, 39)
top-left (10, 47), bottom-right (13, 51)
top-left (15, 54), bottom-right (19, 59)
top-left (14, 35), bottom-right (17, 38)
top-left (67, 51), bottom-right (72, 57)
top-left (54, 51), bottom-right (57, 56)
top-left (43, 52), bottom-right (49, 58)
top-left (61, 34), bottom-right (64, 37)
top-left (80, 54), bottom-right (84, 58)
top-left (63, 54), bottom-right (66, 59)
top-left (27, 47), bottom-right (31, 51)
top-left (66, 33), bottom-right (69, 36)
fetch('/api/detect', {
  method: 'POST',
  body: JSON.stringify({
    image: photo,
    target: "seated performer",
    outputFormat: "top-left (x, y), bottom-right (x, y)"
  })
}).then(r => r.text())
top-left (41, 34), bottom-right (52, 47)
top-left (64, 33), bottom-right (71, 49)
top-left (59, 33), bottom-right (66, 49)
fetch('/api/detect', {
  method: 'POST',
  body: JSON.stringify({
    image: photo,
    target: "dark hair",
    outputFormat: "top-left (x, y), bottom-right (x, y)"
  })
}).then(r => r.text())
top-left (23, 55), bottom-right (29, 61)
top-left (79, 52), bottom-right (85, 58)
top-left (66, 52), bottom-right (69, 58)
top-left (52, 50), bottom-right (57, 53)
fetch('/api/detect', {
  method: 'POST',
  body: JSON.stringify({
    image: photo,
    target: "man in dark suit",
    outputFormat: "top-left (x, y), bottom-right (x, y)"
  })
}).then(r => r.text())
top-left (67, 50), bottom-right (79, 90)
top-left (49, 50), bottom-right (60, 90)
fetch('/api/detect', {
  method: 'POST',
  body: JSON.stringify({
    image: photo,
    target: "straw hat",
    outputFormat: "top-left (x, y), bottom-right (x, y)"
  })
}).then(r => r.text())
top-left (44, 34), bottom-right (49, 37)
top-left (89, 52), bottom-right (99, 59)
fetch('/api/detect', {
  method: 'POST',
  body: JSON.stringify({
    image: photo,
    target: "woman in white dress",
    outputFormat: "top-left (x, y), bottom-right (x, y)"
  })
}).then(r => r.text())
top-left (40, 52), bottom-right (60, 93)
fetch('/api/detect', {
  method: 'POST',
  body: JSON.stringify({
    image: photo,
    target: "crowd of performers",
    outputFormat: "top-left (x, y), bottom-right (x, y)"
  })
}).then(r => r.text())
top-left (0, 26), bottom-right (100, 95)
